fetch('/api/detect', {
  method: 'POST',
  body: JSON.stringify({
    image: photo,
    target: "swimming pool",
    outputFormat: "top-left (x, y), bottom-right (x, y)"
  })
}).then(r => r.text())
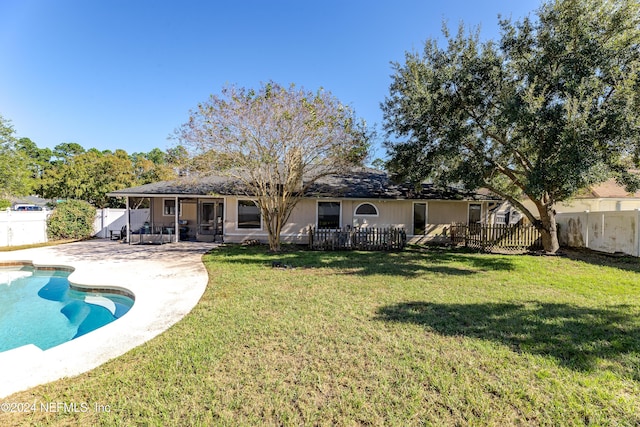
top-left (0, 264), bottom-right (134, 353)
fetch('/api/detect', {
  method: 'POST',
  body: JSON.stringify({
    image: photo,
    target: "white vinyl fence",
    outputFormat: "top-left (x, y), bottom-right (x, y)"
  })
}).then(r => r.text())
top-left (0, 210), bottom-right (49, 247)
top-left (556, 210), bottom-right (640, 257)
top-left (92, 208), bottom-right (150, 239)
top-left (0, 208), bottom-right (150, 247)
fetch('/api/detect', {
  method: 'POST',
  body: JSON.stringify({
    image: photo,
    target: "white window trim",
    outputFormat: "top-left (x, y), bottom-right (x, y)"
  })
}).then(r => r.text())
top-left (354, 202), bottom-right (379, 217)
top-left (316, 200), bottom-right (342, 229)
top-left (236, 199), bottom-right (263, 231)
top-left (162, 198), bottom-right (181, 217)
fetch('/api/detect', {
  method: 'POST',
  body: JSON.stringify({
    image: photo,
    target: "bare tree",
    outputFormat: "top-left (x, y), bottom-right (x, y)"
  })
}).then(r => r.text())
top-left (178, 82), bottom-right (371, 251)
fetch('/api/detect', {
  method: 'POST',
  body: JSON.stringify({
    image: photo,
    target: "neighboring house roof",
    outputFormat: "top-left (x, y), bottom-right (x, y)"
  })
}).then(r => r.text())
top-left (108, 168), bottom-right (499, 201)
top-left (579, 178), bottom-right (640, 199)
top-left (9, 195), bottom-right (52, 207)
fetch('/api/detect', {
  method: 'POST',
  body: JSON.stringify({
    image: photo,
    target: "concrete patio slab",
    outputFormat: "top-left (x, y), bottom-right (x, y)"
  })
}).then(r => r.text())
top-left (0, 239), bottom-right (214, 398)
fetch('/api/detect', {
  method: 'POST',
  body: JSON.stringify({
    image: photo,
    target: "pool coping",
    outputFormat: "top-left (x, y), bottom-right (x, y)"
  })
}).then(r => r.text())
top-left (0, 261), bottom-right (137, 299)
top-left (0, 240), bottom-right (213, 398)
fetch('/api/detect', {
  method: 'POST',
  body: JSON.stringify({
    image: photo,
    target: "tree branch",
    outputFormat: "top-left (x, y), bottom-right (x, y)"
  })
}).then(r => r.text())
top-left (484, 183), bottom-right (540, 226)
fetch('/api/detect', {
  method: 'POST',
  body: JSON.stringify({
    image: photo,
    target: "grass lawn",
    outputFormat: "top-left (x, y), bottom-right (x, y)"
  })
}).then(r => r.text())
top-left (0, 239), bottom-right (79, 252)
top-left (2, 245), bottom-right (640, 425)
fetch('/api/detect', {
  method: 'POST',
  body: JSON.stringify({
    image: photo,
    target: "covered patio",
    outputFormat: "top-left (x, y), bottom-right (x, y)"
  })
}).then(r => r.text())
top-left (109, 178), bottom-right (228, 244)
top-left (123, 196), bottom-right (224, 244)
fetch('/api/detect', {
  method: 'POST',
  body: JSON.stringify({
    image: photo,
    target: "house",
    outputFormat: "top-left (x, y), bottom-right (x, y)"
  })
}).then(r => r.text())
top-left (108, 168), bottom-right (500, 245)
top-left (498, 178), bottom-right (640, 223)
top-left (550, 178), bottom-right (640, 213)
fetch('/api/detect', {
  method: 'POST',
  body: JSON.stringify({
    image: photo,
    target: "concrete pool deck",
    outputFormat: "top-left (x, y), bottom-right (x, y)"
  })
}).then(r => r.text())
top-left (0, 239), bottom-right (214, 398)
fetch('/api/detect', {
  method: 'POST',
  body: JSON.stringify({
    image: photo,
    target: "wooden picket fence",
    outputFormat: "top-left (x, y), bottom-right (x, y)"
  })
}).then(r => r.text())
top-left (450, 223), bottom-right (542, 252)
top-left (308, 226), bottom-right (407, 251)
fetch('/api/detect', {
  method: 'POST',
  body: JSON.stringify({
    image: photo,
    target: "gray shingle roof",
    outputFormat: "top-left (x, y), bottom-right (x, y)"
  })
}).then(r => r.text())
top-left (108, 168), bottom-right (498, 201)
top-left (109, 174), bottom-right (242, 197)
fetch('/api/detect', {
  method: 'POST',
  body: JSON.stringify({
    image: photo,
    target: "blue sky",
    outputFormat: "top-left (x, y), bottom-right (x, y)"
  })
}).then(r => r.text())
top-left (1, 0), bottom-right (540, 159)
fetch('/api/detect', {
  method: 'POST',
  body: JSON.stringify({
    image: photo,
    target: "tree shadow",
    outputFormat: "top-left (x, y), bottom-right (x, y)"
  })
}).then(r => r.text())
top-left (213, 245), bottom-right (516, 277)
top-left (560, 248), bottom-right (640, 274)
top-left (376, 301), bottom-right (640, 379)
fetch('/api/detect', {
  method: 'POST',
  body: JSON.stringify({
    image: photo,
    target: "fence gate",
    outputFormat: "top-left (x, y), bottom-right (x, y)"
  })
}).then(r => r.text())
top-left (450, 223), bottom-right (542, 252)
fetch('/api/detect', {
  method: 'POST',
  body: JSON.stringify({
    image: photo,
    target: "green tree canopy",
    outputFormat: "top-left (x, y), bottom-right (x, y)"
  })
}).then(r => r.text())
top-left (35, 144), bottom-right (182, 207)
top-left (178, 81), bottom-right (371, 251)
top-left (0, 114), bottom-right (183, 207)
top-left (383, 0), bottom-right (640, 253)
top-left (130, 149), bottom-right (177, 184)
top-left (0, 115), bottom-right (34, 197)
top-left (52, 142), bottom-right (86, 164)
top-left (39, 149), bottom-right (137, 207)
top-left (16, 137), bottom-right (52, 179)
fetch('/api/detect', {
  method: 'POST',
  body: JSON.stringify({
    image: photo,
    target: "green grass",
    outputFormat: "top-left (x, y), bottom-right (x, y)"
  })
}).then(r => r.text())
top-left (0, 239), bottom-right (80, 252)
top-left (3, 245), bottom-right (640, 425)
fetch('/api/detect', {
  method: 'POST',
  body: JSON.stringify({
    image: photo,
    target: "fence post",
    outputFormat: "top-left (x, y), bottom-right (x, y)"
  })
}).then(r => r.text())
top-left (584, 210), bottom-right (590, 250)
top-left (7, 209), bottom-right (12, 246)
top-left (636, 209), bottom-right (640, 257)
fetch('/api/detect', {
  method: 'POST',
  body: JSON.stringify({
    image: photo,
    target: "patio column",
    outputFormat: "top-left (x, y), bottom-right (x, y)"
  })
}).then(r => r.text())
top-left (174, 196), bottom-right (179, 243)
top-left (125, 196), bottom-right (130, 244)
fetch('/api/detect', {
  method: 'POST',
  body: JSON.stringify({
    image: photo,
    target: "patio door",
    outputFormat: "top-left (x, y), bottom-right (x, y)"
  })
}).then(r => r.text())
top-left (413, 202), bottom-right (427, 235)
top-left (198, 200), bottom-right (224, 238)
top-left (468, 203), bottom-right (482, 234)
top-left (468, 203), bottom-right (481, 225)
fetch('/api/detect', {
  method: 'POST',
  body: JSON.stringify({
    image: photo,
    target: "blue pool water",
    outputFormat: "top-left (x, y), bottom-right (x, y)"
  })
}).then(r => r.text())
top-left (0, 266), bottom-right (134, 353)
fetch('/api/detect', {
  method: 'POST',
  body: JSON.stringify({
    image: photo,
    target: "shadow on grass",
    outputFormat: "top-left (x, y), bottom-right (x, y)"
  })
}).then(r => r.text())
top-left (211, 245), bottom-right (516, 277)
top-left (560, 248), bottom-right (640, 274)
top-left (376, 301), bottom-right (640, 378)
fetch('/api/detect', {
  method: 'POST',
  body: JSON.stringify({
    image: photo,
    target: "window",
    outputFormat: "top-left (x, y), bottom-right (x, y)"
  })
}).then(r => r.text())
top-left (317, 201), bottom-right (341, 229)
top-left (163, 199), bottom-right (180, 216)
top-left (413, 203), bottom-right (427, 235)
top-left (238, 200), bottom-right (261, 229)
top-left (354, 203), bottom-right (378, 216)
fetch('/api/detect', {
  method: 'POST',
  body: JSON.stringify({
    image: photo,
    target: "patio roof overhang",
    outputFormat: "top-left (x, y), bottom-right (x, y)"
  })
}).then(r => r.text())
top-left (107, 192), bottom-right (220, 198)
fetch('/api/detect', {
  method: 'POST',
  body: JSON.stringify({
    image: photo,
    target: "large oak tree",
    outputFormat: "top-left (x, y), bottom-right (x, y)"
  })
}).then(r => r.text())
top-left (178, 82), bottom-right (371, 252)
top-left (383, 0), bottom-right (640, 253)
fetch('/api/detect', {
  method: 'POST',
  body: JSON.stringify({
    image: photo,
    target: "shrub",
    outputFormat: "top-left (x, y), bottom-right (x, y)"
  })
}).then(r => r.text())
top-left (0, 199), bottom-right (10, 210)
top-left (47, 200), bottom-right (96, 240)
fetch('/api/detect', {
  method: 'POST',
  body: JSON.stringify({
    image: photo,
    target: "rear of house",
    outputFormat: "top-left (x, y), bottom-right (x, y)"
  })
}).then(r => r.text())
top-left (109, 169), bottom-right (498, 245)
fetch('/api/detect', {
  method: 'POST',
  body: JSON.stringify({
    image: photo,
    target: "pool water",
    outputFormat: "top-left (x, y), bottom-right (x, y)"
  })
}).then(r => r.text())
top-left (0, 266), bottom-right (134, 353)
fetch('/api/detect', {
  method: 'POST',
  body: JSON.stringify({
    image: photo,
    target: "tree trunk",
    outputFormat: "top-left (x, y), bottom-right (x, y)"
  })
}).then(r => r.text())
top-left (269, 235), bottom-right (281, 252)
top-left (537, 205), bottom-right (560, 253)
top-left (261, 200), bottom-right (298, 253)
top-left (264, 211), bottom-right (282, 252)
top-left (266, 219), bottom-right (281, 252)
